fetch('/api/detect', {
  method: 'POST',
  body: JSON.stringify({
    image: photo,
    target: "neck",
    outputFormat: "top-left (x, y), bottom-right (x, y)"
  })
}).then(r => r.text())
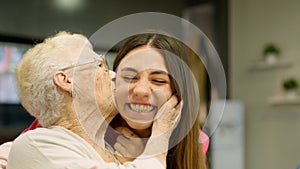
top-left (110, 115), bottom-right (152, 138)
top-left (132, 127), bottom-right (151, 138)
top-left (53, 105), bottom-right (116, 162)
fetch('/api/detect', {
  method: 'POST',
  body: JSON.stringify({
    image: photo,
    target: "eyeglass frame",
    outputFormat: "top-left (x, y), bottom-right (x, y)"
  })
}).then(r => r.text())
top-left (59, 54), bottom-right (109, 72)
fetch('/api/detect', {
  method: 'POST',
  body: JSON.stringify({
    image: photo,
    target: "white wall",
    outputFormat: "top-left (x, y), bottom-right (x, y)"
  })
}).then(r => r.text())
top-left (230, 0), bottom-right (300, 168)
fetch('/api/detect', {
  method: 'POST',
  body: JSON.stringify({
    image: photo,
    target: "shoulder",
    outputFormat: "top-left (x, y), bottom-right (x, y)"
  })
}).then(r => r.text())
top-left (12, 126), bottom-right (99, 155)
top-left (7, 126), bottom-right (102, 169)
top-left (13, 127), bottom-right (81, 148)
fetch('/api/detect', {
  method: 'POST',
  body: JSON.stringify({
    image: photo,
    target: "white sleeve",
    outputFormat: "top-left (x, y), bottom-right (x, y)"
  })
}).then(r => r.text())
top-left (96, 158), bottom-right (164, 169)
top-left (64, 158), bottom-right (164, 169)
top-left (7, 128), bottom-right (165, 169)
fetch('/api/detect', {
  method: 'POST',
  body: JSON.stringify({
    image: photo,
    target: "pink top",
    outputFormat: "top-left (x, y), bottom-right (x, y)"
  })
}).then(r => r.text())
top-left (20, 119), bottom-right (42, 134)
top-left (200, 130), bottom-right (209, 156)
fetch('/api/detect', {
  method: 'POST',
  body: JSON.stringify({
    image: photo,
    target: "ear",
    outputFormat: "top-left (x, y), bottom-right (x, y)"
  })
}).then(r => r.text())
top-left (53, 71), bottom-right (73, 95)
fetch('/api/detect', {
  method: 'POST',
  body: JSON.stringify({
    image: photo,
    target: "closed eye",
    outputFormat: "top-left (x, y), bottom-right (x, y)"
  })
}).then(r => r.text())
top-left (152, 79), bottom-right (167, 84)
top-left (123, 76), bottom-right (138, 82)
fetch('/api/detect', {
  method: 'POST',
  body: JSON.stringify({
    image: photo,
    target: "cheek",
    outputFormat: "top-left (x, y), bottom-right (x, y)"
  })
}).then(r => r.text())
top-left (153, 85), bottom-right (173, 107)
top-left (114, 80), bottom-right (130, 103)
top-left (165, 85), bottom-right (173, 98)
top-left (95, 71), bottom-right (111, 96)
top-left (75, 71), bottom-right (95, 96)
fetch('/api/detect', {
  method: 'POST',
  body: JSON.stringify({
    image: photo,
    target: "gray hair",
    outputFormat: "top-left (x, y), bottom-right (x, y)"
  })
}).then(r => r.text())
top-left (16, 31), bottom-right (89, 127)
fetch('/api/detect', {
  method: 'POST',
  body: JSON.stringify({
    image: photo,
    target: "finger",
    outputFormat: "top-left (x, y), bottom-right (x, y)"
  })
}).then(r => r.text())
top-left (170, 100), bottom-right (183, 127)
top-left (175, 100), bottom-right (183, 112)
top-left (152, 98), bottom-right (183, 137)
top-left (114, 141), bottom-right (137, 158)
top-left (0, 160), bottom-right (6, 169)
top-left (115, 126), bottom-right (139, 138)
top-left (116, 135), bottom-right (142, 148)
top-left (116, 135), bottom-right (130, 147)
top-left (156, 95), bottom-right (178, 118)
top-left (114, 142), bottom-right (125, 157)
top-left (165, 95), bottom-right (178, 110)
top-left (174, 100), bottom-right (183, 121)
top-left (114, 150), bottom-right (123, 158)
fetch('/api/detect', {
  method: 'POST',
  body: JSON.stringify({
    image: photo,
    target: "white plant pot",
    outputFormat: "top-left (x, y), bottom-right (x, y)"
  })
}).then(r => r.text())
top-left (286, 89), bottom-right (298, 99)
top-left (265, 54), bottom-right (278, 64)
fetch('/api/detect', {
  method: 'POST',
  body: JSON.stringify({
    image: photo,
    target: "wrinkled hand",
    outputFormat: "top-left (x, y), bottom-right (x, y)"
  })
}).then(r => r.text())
top-left (0, 141), bottom-right (12, 169)
top-left (0, 159), bottom-right (6, 169)
top-left (114, 127), bottom-right (146, 163)
top-left (152, 95), bottom-right (183, 137)
top-left (141, 95), bottom-right (183, 162)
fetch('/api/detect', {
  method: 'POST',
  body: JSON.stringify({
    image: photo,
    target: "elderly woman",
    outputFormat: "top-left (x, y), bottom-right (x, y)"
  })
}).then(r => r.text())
top-left (6, 32), bottom-right (180, 169)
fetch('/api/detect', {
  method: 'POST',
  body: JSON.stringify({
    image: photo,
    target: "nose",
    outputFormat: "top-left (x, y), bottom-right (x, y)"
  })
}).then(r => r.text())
top-left (109, 70), bottom-right (116, 81)
top-left (109, 70), bottom-right (116, 91)
top-left (132, 79), bottom-right (152, 99)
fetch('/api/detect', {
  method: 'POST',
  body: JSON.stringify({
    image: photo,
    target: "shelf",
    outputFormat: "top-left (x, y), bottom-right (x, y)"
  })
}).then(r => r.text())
top-left (268, 96), bottom-right (300, 105)
top-left (250, 59), bottom-right (292, 71)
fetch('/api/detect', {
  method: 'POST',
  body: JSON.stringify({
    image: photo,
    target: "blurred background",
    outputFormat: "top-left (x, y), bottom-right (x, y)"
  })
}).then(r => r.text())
top-left (0, 0), bottom-right (300, 169)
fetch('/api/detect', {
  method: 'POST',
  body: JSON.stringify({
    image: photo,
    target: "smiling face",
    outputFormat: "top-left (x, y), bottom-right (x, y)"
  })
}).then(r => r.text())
top-left (114, 46), bottom-right (173, 130)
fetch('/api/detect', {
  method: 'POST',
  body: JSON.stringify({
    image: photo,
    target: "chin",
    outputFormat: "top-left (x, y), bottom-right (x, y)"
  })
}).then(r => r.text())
top-left (126, 120), bottom-right (153, 130)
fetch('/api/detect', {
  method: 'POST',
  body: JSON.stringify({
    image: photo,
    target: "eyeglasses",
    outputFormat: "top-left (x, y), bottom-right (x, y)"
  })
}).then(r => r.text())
top-left (59, 54), bottom-right (109, 72)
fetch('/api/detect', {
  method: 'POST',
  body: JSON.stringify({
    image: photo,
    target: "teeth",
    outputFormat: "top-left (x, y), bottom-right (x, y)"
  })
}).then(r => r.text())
top-left (130, 104), bottom-right (154, 112)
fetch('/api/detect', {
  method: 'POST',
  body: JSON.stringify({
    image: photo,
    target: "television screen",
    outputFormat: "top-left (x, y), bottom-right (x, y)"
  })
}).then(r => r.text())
top-left (0, 40), bottom-right (34, 143)
top-left (0, 42), bottom-right (32, 103)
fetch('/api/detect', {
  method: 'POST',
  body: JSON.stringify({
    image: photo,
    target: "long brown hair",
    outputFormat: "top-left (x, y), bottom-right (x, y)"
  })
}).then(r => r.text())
top-left (113, 33), bottom-right (207, 169)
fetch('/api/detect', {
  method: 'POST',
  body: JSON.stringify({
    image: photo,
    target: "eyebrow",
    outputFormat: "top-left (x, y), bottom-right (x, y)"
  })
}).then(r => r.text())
top-left (120, 67), bottom-right (169, 75)
top-left (120, 67), bottom-right (138, 73)
top-left (150, 70), bottom-right (169, 76)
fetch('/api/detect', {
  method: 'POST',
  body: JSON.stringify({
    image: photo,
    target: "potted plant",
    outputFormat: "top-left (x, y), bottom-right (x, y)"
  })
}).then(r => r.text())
top-left (282, 78), bottom-right (298, 98)
top-left (263, 43), bottom-right (281, 64)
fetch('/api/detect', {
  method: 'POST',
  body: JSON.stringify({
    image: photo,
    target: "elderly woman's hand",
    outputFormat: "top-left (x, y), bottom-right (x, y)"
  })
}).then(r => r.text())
top-left (113, 127), bottom-right (146, 163)
top-left (140, 95), bottom-right (182, 165)
top-left (0, 160), bottom-right (6, 169)
top-left (152, 95), bottom-right (182, 137)
top-left (0, 141), bottom-right (13, 169)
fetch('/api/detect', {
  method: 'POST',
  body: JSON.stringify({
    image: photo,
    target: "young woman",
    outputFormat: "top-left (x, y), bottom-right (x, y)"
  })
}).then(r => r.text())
top-left (107, 32), bottom-right (207, 169)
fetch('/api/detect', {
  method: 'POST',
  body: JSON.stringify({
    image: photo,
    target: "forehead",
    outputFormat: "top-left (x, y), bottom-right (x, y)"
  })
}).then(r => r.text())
top-left (118, 46), bottom-right (168, 72)
top-left (72, 42), bottom-right (98, 62)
